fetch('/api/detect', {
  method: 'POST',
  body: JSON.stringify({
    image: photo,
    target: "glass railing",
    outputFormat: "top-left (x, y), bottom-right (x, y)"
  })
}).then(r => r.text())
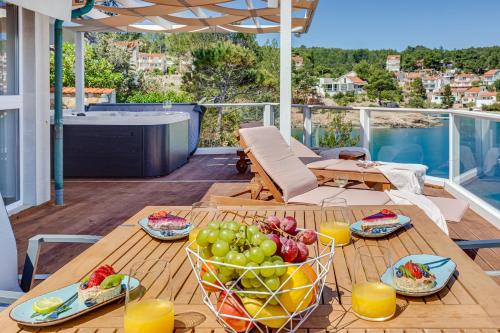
top-left (455, 115), bottom-right (500, 210)
top-left (198, 102), bottom-right (500, 218)
top-left (369, 111), bottom-right (449, 178)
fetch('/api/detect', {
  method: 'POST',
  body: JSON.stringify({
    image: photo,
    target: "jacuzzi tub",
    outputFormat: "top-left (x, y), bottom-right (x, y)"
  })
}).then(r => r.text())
top-left (51, 111), bottom-right (190, 177)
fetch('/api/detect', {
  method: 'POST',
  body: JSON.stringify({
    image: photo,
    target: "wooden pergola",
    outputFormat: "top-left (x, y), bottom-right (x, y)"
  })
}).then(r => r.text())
top-left (67, 0), bottom-right (320, 141)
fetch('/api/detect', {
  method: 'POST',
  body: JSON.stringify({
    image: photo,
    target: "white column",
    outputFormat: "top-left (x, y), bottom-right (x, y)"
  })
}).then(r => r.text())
top-left (359, 109), bottom-right (371, 152)
top-left (449, 113), bottom-right (460, 182)
top-left (279, 0), bottom-right (292, 143)
top-left (303, 106), bottom-right (312, 147)
top-left (263, 104), bottom-right (274, 127)
top-left (75, 31), bottom-right (85, 113)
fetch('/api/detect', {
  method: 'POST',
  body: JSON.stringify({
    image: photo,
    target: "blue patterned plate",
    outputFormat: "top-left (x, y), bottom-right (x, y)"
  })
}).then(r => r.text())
top-left (350, 215), bottom-right (411, 238)
top-left (139, 218), bottom-right (191, 240)
top-left (9, 276), bottom-right (139, 327)
top-left (381, 254), bottom-right (456, 297)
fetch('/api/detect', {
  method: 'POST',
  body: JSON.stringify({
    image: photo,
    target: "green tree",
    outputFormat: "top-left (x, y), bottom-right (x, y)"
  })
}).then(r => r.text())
top-left (92, 34), bottom-right (139, 101)
top-left (183, 41), bottom-right (257, 103)
top-left (50, 42), bottom-right (122, 89)
top-left (494, 79), bottom-right (500, 92)
top-left (408, 77), bottom-right (427, 108)
top-left (319, 111), bottom-right (359, 148)
top-left (442, 84), bottom-right (454, 109)
top-left (292, 66), bottom-right (318, 104)
top-left (364, 68), bottom-right (401, 105)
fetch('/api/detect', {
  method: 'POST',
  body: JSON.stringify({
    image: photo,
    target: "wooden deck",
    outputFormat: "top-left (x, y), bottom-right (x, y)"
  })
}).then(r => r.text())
top-left (10, 154), bottom-right (500, 284)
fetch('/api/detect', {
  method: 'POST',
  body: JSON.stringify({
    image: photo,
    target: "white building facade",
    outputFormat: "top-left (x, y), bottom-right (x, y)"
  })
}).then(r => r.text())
top-left (318, 72), bottom-right (366, 96)
top-left (483, 69), bottom-right (500, 86)
top-left (386, 55), bottom-right (401, 72)
top-left (0, 0), bottom-right (67, 212)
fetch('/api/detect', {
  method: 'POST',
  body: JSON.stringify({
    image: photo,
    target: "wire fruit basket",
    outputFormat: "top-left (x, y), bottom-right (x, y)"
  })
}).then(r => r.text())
top-left (186, 226), bottom-right (335, 333)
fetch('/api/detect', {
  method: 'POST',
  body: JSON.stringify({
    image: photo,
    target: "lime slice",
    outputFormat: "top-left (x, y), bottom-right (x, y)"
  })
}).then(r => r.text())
top-left (32, 297), bottom-right (64, 314)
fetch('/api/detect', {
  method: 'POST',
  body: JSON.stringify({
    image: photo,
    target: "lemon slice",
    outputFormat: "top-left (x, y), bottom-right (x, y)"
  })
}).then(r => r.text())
top-left (32, 297), bottom-right (64, 314)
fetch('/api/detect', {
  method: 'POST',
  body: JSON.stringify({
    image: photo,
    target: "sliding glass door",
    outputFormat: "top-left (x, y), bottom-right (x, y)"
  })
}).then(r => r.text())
top-left (0, 1), bottom-right (21, 208)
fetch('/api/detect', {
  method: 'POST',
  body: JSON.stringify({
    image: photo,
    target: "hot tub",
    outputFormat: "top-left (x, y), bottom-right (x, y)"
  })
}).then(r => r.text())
top-left (86, 103), bottom-right (205, 155)
top-left (51, 111), bottom-right (190, 177)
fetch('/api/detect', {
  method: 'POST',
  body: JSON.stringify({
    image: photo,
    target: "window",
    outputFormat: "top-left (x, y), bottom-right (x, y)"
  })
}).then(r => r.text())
top-left (0, 1), bottom-right (20, 207)
top-left (0, 109), bottom-right (19, 205)
top-left (0, 1), bottom-right (18, 95)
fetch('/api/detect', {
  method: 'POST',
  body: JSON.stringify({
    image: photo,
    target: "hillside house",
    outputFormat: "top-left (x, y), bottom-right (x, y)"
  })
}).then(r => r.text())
top-left (137, 52), bottom-right (168, 72)
top-left (422, 76), bottom-right (442, 93)
top-left (462, 86), bottom-right (488, 106)
top-left (483, 69), bottom-right (500, 86)
top-left (292, 55), bottom-right (304, 68)
top-left (476, 91), bottom-right (497, 108)
top-left (452, 73), bottom-right (479, 88)
top-left (386, 55), bottom-right (401, 72)
top-left (318, 72), bottom-right (367, 96)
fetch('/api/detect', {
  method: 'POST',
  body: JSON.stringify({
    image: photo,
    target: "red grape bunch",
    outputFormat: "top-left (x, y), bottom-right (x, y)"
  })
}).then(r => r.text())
top-left (256, 216), bottom-right (317, 263)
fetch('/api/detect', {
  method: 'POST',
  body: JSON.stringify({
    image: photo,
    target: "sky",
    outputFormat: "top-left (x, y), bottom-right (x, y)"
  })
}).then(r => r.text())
top-left (256, 0), bottom-right (500, 50)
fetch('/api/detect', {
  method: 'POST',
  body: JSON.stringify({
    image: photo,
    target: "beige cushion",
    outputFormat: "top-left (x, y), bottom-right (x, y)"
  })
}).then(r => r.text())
top-left (290, 137), bottom-right (320, 158)
top-left (288, 187), bottom-right (346, 205)
top-left (239, 127), bottom-right (318, 201)
top-left (335, 189), bottom-right (391, 206)
top-left (324, 160), bottom-right (381, 174)
top-left (307, 159), bottom-right (343, 170)
top-left (428, 196), bottom-right (469, 222)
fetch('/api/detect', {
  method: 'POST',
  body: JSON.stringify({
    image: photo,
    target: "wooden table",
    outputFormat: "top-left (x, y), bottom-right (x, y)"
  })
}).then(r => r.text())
top-left (2, 205), bottom-right (499, 332)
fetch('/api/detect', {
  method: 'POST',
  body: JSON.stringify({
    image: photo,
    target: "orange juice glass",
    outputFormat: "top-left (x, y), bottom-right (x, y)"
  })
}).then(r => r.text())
top-left (125, 259), bottom-right (174, 333)
top-left (320, 197), bottom-right (351, 246)
top-left (352, 245), bottom-right (396, 321)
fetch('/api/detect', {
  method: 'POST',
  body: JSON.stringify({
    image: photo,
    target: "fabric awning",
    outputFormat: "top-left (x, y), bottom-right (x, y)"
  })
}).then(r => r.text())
top-left (8, 0), bottom-right (72, 21)
top-left (67, 0), bottom-right (319, 34)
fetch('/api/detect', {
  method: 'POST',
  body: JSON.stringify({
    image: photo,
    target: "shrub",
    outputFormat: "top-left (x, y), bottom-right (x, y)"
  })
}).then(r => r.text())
top-left (319, 111), bottom-right (359, 148)
top-left (126, 90), bottom-right (193, 103)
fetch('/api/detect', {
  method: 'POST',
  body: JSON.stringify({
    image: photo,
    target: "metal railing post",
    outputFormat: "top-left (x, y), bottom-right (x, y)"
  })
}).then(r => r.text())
top-left (303, 106), bottom-right (312, 147)
top-left (449, 112), bottom-right (460, 182)
top-left (263, 104), bottom-right (274, 126)
top-left (359, 108), bottom-right (371, 152)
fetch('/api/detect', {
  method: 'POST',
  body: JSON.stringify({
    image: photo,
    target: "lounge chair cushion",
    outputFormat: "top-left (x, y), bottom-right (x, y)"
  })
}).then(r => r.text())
top-left (288, 187), bottom-right (346, 205)
top-left (240, 127), bottom-right (318, 201)
top-left (428, 196), bottom-right (469, 222)
top-left (335, 189), bottom-right (391, 206)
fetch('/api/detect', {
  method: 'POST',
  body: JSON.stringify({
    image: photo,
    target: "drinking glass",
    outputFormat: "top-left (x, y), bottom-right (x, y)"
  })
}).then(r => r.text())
top-left (352, 245), bottom-right (396, 321)
top-left (188, 202), bottom-right (220, 250)
top-left (334, 175), bottom-right (349, 188)
top-left (125, 259), bottom-right (174, 333)
top-left (319, 197), bottom-right (351, 246)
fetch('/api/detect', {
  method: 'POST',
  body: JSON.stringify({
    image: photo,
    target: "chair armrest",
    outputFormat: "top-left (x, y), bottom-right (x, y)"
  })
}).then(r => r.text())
top-left (455, 239), bottom-right (500, 250)
top-left (0, 290), bottom-right (25, 305)
top-left (20, 234), bottom-right (102, 292)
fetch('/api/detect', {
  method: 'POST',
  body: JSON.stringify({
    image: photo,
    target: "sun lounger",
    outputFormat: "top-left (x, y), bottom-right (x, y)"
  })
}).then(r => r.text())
top-left (213, 126), bottom-right (469, 224)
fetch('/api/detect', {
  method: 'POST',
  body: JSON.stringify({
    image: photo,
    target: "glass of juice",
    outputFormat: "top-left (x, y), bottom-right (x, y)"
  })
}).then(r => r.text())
top-left (352, 245), bottom-right (396, 321)
top-left (189, 202), bottom-right (220, 250)
top-left (125, 259), bottom-right (174, 333)
top-left (319, 197), bottom-right (351, 246)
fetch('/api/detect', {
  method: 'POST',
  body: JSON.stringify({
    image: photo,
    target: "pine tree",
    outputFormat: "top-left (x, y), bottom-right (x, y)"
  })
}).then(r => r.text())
top-left (442, 84), bottom-right (454, 109)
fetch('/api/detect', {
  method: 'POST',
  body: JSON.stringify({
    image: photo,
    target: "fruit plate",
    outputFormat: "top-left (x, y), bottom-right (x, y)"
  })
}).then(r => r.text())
top-left (381, 254), bottom-right (456, 297)
top-left (350, 215), bottom-right (411, 238)
top-left (9, 275), bottom-right (140, 327)
top-left (139, 218), bottom-right (191, 240)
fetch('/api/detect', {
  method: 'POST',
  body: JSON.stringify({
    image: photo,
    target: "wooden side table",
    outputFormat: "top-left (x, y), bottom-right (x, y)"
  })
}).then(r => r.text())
top-left (339, 150), bottom-right (366, 160)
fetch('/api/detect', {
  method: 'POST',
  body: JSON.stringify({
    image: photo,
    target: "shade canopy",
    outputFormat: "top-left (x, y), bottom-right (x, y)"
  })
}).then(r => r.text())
top-left (67, 0), bottom-right (318, 34)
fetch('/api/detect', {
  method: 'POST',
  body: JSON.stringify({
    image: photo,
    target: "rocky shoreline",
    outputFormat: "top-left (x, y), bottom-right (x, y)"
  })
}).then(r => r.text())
top-left (291, 109), bottom-right (443, 128)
